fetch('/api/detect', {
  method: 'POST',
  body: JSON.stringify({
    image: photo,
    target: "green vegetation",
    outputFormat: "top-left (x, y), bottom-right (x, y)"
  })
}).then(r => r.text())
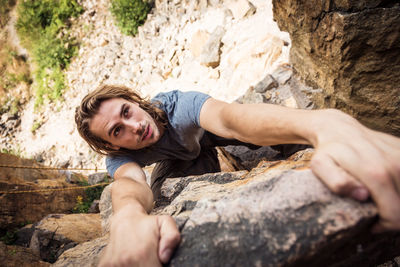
top-left (0, 230), bottom-right (17, 245)
top-left (1, 146), bottom-right (22, 156)
top-left (31, 120), bottom-right (42, 133)
top-left (15, 0), bottom-right (83, 109)
top-left (0, 44), bottom-right (32, 115)
top-left (110, 0), bottom-right (152, 36)
top-left (0, 0), bottom-right (16, 28)
top-left (72, 176), bottom-right (109, 213)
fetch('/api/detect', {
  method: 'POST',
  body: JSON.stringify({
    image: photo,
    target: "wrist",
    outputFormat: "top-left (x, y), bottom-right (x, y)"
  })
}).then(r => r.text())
top-left (111, 202), bottom-right (148, 228)
top-left (305, 108), bottom-right (356, 147)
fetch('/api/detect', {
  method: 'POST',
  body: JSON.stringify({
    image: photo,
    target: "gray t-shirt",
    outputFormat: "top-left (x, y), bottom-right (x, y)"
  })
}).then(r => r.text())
top-left (106, 90), bottom-right (211, 177)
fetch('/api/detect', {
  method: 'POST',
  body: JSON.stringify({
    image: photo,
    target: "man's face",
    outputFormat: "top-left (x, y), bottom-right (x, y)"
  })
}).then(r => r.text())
top-left (89, 98), bottom-right (163, 150)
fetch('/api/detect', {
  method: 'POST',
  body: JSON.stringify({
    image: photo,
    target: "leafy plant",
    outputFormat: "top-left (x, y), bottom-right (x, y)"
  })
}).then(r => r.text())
top-left (15, 0), bottom-right (83, 108)
top-left (31, 121), bottom-right (42, 133)
top-left (72, 177), bottom-right (109, 213)
top-left (110, 0), bottom-right (151, 36)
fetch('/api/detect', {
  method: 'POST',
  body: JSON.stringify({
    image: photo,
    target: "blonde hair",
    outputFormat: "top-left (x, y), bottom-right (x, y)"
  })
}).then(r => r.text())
top-left (75, 85), bottom-right (167, 155)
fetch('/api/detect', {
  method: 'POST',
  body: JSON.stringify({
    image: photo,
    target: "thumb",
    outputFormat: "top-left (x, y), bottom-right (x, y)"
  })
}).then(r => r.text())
top-left (157, 215), bottom-right (181, 264)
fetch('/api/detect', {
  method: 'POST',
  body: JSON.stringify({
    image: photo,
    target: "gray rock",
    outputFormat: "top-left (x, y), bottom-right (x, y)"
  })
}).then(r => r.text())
top-left (29, 213), bottom-right (101, 263)
top-left (88, 200), bottom-right (100, 213)
top-left (88, 172), bottom-right (110, 185)
top-left (199, 26), bottom-right (226, 68)
top-left (58, 150), bottom-right (400, 266)
top-left (254, 74), bottom-right (278, 93)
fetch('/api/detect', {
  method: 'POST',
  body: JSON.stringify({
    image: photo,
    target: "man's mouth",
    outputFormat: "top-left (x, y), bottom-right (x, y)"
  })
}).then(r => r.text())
top-left (142, 124), bottom-right (152, 141)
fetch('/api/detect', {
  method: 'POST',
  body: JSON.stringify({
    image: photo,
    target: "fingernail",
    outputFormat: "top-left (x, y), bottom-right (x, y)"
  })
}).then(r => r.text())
top-left (162, 249), bottom-right (172, 262)
top-left (351, 187), bottom-right (369, 201)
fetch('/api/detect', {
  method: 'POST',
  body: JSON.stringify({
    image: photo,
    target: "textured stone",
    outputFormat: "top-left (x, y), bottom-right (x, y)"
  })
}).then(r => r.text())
top-left (254, 74), bottom-right (278, 93)
top-left (29, 213), bottom-right (101, 263)
top-left (52, 235), bottom-right (108, 267)
top-left (88, 172), bottom-right (109, 185)
top-left (0, 242), bottom-right (50, 267)
top-left (226, 0), bottom-right (256, 20)
top-left (199, 26), bottom-right (225, 68)
top-left (190, 30), bottom-right (210, 58)
top-left (0, 153), bottom-right (85, 231)
top-left (273, 0), bottom-right (400, 135)
top-left (99, 184), bottom-right (113, 234)
top-left (89, 150), bottom-right (400, 266)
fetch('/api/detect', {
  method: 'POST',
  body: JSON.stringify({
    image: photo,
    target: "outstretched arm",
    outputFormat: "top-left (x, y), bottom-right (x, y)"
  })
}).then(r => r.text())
top-left (99, 162), bottom-right (180, 266)
top-left (200, 98), bottom-right (400, 231)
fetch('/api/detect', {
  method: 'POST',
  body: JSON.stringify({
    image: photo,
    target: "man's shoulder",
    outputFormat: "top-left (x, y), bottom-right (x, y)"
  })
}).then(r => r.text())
top-left (153, 90), bottom-right (211, 128)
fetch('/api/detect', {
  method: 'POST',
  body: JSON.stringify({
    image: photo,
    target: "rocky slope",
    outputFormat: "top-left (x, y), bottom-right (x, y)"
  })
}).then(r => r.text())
top-left (1, 0), bottom-right (292, 170)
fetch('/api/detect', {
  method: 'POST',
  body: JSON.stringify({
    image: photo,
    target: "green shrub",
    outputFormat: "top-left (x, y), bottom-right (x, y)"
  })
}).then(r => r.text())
top-left (15, 0), bottom-right (83, 108)
top-left (110, 0), bottom-right (151, 36)
top-left (72, 177), bottom-right (109, 213)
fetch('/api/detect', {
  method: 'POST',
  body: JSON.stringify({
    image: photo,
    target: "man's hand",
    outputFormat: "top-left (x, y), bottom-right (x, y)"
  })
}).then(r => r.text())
top-left (309, 109), bottom-right (400, 232)
top-left (99, 205), bottom-right (180, 267)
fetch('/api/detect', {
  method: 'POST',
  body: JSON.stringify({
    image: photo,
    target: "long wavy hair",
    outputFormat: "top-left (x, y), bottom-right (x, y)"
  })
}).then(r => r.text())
top-left (75, 85), bottom-right (167, 156)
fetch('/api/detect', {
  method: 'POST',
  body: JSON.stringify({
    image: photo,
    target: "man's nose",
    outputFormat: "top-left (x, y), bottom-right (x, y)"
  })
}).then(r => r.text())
top-left (125, 120), bottom-right (142, 134)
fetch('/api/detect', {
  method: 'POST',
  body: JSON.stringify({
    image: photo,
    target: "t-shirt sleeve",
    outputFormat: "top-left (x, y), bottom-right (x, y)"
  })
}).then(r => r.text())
top-left (153, 90), bottom-right (211, 129)
top-left (106, 155), bottom-right (137, 178)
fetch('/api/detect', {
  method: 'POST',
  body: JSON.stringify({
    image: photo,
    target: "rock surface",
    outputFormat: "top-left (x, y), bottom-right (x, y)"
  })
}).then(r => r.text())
top-left (29, 213), bottom-right (101, 263)
top-left (273, 0), bottom-right (400, 135)
top-left (0, 241), bottom-right (50, 267)
top-left (52, 235), bottom-right (108, 267)
top-left (0, 153), bottom-right (86, 230)
top-left (54, 150), bottom-right (400, 266)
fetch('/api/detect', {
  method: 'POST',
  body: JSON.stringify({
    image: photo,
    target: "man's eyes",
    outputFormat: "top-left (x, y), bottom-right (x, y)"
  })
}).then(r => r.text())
top-left (114, 126), bottom-right (121, 137)
top-left (123, 106), bottom-right (129, 117)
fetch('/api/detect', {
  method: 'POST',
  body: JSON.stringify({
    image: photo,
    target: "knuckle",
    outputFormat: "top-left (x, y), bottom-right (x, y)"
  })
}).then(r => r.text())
top-left (368, 166), bottom-right (390, 185)
top-left (310, 154), bottom-right (324, 169)
top-left (331, 180), bottom-right (352, 195)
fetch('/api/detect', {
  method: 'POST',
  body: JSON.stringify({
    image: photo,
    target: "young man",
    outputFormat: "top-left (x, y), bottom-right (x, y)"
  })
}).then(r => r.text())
top-left (76, 85), bottom-right (400, 267)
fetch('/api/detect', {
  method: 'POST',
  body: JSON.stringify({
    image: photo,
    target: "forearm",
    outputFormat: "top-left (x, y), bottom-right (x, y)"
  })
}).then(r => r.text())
top-left (111, 177), bottom-right (154, 215)
top-left (221, 102), bottom-right (321, 146)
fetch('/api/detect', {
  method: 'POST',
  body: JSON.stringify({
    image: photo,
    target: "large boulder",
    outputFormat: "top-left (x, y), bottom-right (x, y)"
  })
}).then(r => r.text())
top-left (52, 235), bottom-right (108, 267)
top-left (0, 153), bottom-right (86, 230)
top-left (55, 150), bottom-right (400, 266)
top-left (272, 0), bottom-right (400, 135)
top-left (29, 213), bottom-right (102, 263)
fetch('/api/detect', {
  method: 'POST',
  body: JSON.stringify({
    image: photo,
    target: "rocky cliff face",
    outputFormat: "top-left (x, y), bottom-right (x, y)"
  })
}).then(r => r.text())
top-left (273, 0), bottom-right (400, 135)
top-left (0, 153), bottom-right (86, 231)
top-left (53, 150), bottom-right (400, 266)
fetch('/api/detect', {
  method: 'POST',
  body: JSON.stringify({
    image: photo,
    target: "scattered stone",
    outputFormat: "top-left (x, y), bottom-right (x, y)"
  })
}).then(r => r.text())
top-left (190, 29), bottom-right (210, 58)
top-left (254, 74), bottom-right (278, 93)
top-left (225, 0), bottom-right (256, 20)
top-left (88, 200), bottom-right (100, 213)
top-left (88, 172), bottom-right (110, 185)
top-left (199, 26), bottom-right (225, 68)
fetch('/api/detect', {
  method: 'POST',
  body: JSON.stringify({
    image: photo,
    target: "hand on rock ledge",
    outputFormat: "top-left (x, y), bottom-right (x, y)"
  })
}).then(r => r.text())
top-left (99, 205), bottom-right (180, 267)
top-left (309, 109), bottom-right (400, 232)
